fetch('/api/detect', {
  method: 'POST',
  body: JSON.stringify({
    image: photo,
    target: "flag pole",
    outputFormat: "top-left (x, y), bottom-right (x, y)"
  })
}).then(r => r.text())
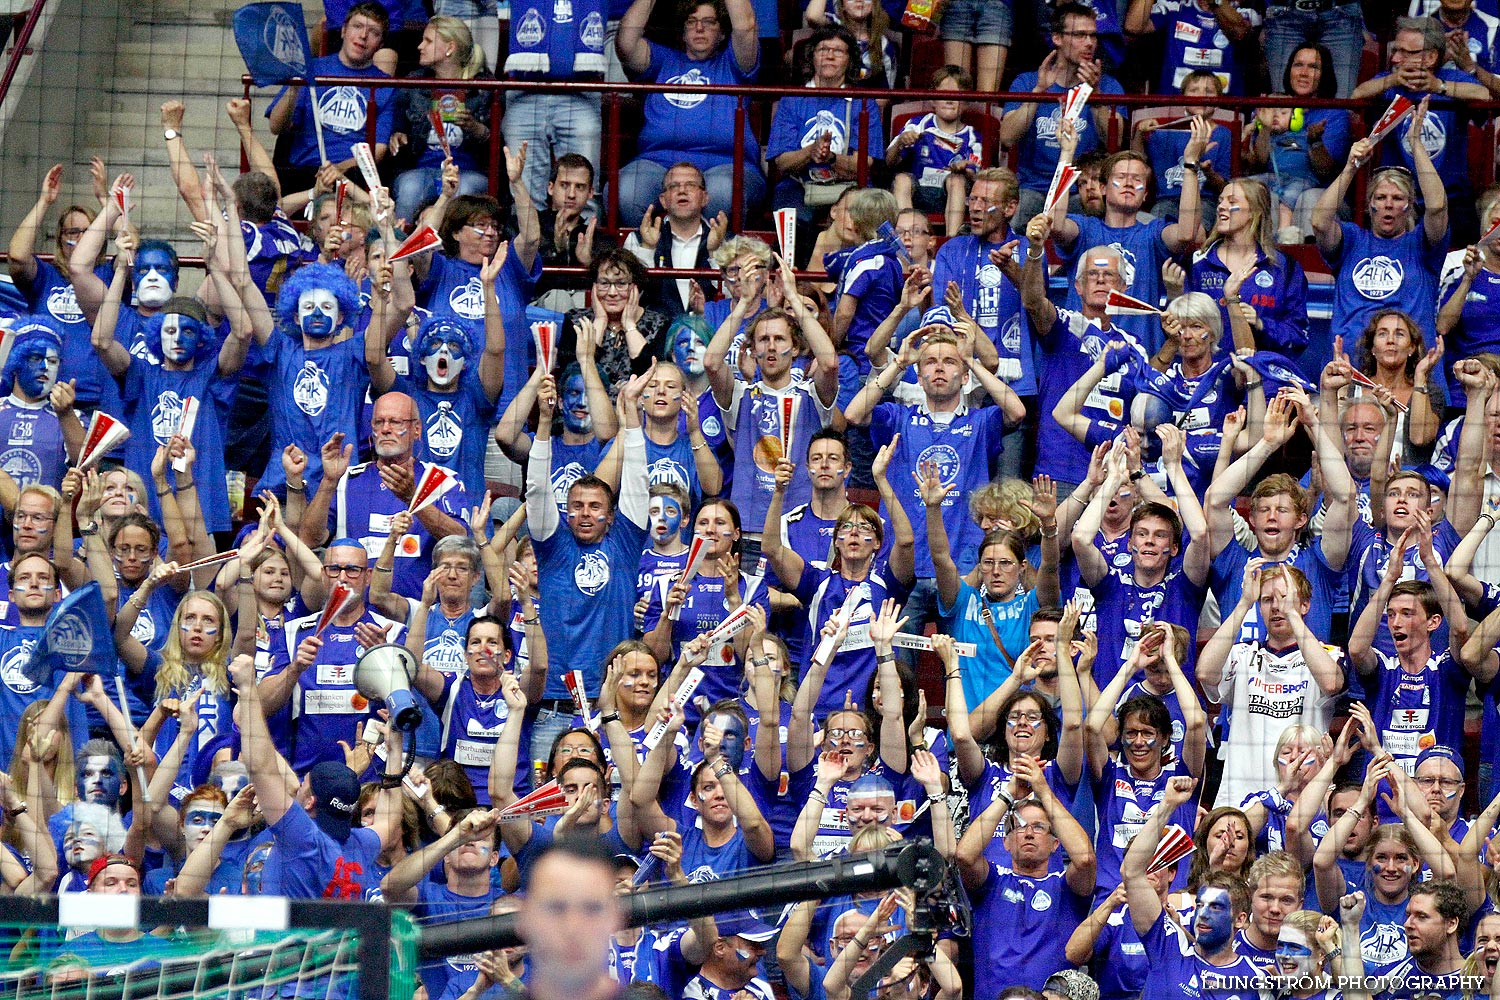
top-left (307, 76), bottom-right (329, 166)
top-left (115, 675), bottom-right (152, 805)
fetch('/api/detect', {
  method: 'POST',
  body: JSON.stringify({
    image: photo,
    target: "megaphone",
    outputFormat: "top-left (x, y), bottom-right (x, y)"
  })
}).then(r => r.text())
top-left (355, 643), bottom-right (423, 733)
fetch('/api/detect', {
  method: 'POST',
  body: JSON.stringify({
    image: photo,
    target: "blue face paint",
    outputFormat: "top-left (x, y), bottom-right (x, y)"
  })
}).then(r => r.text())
top-left (78, 754), bottom-right (123, 806)
top-left (707, 712), bottom-right (748, 771)
top-left (1192, 887), bottom-right (1236, 952)
top-left (158, 313), bottom-right (207, 364)
top-left (673, 330), bottom-right (706, 376)
top-left (297, 288), bottom-right (341, 339)
top-left (561, 374), bottom-right (591, 434)
top-left (11, 341), bottom-right (59, 398)
top-left (184, 809), bottom-right (222, 831)
top-left (649, 496), bottom-right (684, 543)
top-left (132, 247), bottom-right (179, 308)
top-left (242, 841), bottom-right (273, 895)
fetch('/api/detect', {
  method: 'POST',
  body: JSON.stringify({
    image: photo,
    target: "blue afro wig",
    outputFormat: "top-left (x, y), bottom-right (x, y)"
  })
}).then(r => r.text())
top-left (2, 315), bottom-right (63, 393)
top-left (414, 315), bottom-right (474, 361)
top-left (274, 263), bottom-right (361, 336)
top-left (141, 297), bottom-right (215, 364)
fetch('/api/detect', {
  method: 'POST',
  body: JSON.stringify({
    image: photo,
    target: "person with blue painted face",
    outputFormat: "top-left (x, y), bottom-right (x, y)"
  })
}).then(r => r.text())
top-left (1123, 775), bottom-right (1267, 1000)
top-left (169, 783), bottom-right (263, 897)
top-left (599, 361), bottom-right (720, 511)
top-left (92, 294), bottom-right (248, 535)
top-left (259, 263), bottom-right (381, 494)
top-left (369, 249), bottom-right (506, 499)
top-left (637, 484), bottom-right (691, 629)
top-left (626, 701), bottom-right (776, 880)
top-left (8, 165), bottom-right (121, 423)
top-left (0, 317), bottom-right (83, 490)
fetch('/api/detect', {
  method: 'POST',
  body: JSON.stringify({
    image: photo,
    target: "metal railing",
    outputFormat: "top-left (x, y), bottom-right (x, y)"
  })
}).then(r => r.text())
top-left (245, 73), bottom-right (1473, 231)
top-left (0, 0), bottom-right (50, 116)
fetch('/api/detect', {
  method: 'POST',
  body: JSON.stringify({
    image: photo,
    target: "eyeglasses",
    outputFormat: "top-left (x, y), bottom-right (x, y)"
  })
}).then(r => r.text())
top-left (895, 227), bottom-right (930, 238)
top-left (1009, 821), bottom-right (1054, 836)
top-left (596, 279), bottom-right (632, 290)
top-left (827, 727), bottom-right (867, 741)
top-left (664, 180), bottom-right (705, 192)
top-left (466, 224), bottom-right (500, 236)
top-left (323, 564), bottom-right (368, 577)
top-left (814, 44), bottom-right (850, 56)
top-left (556, 745), bottom-right (598, 757)
top-left (60, 227), bottom-right (88, 239)
top-left (979, 558), bottom-right (1020, 571)
top-left (113, 544), bottom-right (154, 558)
top-left (1006, 711), bottom-right (1043, 725)
top-left (1413, 776), bottom-right (1463, 791)
top-left (13, 511), bottom-right (54, 525)
top-left (371, 417), bottom-right (415, 430)
top-left (683, 16), bottom-right (718, 27)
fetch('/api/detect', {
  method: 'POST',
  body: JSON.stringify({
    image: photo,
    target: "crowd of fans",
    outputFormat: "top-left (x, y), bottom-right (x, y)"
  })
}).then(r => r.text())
top-left (10, 0), bottom-right (1500, 998)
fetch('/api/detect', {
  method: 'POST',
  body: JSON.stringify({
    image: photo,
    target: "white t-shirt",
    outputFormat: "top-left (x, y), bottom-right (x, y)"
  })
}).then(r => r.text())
top-left (1213, 639), bottom-right (1337, 809)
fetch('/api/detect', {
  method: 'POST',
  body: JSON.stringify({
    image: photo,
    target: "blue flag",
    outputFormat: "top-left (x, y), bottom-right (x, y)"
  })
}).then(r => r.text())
top-left (233, 2), bottom-right (315, 88)
top-left (21, 582), bottom-right (116, 688)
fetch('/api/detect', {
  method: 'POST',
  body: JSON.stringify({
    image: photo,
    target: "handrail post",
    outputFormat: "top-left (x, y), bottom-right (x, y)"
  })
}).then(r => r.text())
top-left (366, 86), bottom-right (378, 150)
top-left (605, 91), bottom-right (622, 231)
top-left (489, 91), bottom-right (503, 197)
top-left (732, 97), bottom-right (746, 231)
top-left (856, 100), bottom-right (869, 186)
top-left (0, 0), bottom-right (49, 114)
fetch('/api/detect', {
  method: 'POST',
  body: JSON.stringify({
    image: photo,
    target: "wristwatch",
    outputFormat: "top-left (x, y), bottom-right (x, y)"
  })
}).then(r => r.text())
top-left (163, 128), bottom-right (180, 141)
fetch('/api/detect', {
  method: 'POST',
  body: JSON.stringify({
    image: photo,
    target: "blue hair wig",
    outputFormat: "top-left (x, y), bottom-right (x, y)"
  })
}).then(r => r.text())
top-left (141, 297), bottom-right (214, 364)
top-left (2, 315), bottom-right (63, 394)
top-left (274, 263), bottom-right (361, 335)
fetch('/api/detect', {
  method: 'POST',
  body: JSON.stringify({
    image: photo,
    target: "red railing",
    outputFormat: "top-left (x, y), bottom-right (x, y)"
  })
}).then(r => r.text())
top-left (0, 0), bottom-right (51, 115)
top-left (245, 73), bottom-right (1464, 232)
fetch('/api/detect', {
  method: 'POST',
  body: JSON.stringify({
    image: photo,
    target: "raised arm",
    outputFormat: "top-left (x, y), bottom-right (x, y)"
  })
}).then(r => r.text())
top-left (615, 0), bottom-right (655, 76)
top-left (1122, 775), bottom-right (1196, 934)
top-left (8, 164), bottom-right (63, 285)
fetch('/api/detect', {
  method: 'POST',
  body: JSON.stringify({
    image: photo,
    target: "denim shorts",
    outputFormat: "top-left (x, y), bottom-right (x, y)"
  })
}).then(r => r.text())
top-left (938, 0), bottom-right (1012, 46)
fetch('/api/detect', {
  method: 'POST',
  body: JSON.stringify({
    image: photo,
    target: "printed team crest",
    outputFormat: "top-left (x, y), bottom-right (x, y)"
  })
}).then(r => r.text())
top-left (293, 360), bottom-right (329, 415)
top-left (580, 12), bottom-right (605, 47)
top-left (665, 68), bottom-right (710, 109)
top-left (315, 87), bottom-right (368, 133)
top-left (1352, 256), bottom-right (1403, 300)
top-left (574, 551), bottom-right (611, 595)
top-left (425, 402), bottom-right (463, 457)
top-left (516, 8), bottom-right (545, 45)
top-left (264, 6), bottom-right (307, 72)
top-left (46, 285), bottom-right (83, 324)
top-left (0, 640), bottom-right (38, 694)
top-left (449, 278), bottom-right (486, 320)
top-left (53, 610), bottom-right (96, 668)
top-left (151, 390), bottom-right (187, 444)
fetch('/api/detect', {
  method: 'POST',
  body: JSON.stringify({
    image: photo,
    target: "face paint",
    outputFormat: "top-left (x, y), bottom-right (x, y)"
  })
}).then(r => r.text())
top-left (212, 766), bottom-right (249, 800)
top-left (78, 754), bottom-right (123, 806)
top-left (1091, 258), bottom-right (1112, 267)
top-left (649, 497), bottom-right (684, 541)
top-left (673, 331), bottom-right (707, 376)
top-left (297, 288), bottom-right (341, 339)
top-left (242, 841), bottom-right (273, 895)
top-left (735, 947), bottom-right (754, 962)
top-left (184, 808), bottom-right (222, 835)
top-left (1274, 927), bottom-right (1317, 980)
top-left (159, 313), bottom-right (204, 364)
top-left (420, 334), bottom-right (469, 389)
top-left (64, 822), bottom-right (104, 867)
top-left (1192, 887), bottom-right (1236, 952)
top-left (1109, 180), bottom-right (1147, 191)
top-left (133, 248), bottom-right (179, 308)
top-left (180, 622), bottom-right (220, 636)
top-left (11, 342), bottom-right (60, 398)
top-left (561, 374), bottom-right (592, 434)
top-left (706, 712), bottom-right (747, 771)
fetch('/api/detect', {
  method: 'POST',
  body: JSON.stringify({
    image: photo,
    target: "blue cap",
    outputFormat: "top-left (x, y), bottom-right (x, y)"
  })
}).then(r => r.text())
top-left (918, 305), bottom-right (957, 330)
top-left (848, 773), bottom-right (895, 800)
top-left (1404, 463), bottom-right (1450, 496)
top-left (1414, 745), bottom-right (1464, 778)
top-left (716, 909), bottom-right (778, 942)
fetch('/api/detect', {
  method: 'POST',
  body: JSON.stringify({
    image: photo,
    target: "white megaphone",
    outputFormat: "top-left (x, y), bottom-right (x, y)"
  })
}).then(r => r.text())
top-left (355, 644), bottom-right (423, 733)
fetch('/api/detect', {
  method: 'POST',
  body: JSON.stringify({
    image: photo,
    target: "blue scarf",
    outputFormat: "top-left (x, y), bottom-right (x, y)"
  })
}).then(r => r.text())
top-left (505, 0), bottom-right (606, 77)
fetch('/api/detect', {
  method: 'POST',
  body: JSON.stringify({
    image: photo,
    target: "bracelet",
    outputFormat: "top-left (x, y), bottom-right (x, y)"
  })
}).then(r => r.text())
top-left (1482, 512), bottom-right (1496, 525)
top-left (1243, 380), bottom-right (1262, 390)
top-left (238, 575), bottom-right (253, 584)
top-left (286, 481), bottom-right (306, 494)
top-left (944, 672), bottom-right (961, 681)
top-left (6, 802), bottom-right (27, 816)
top-left (79, 522), bottom-right (99, 536)
top-left (1025, 249), bottom-right (1044, 261)
top-left (380, 775), bottom-right (403, 789)
top-left (177, 480), bottom-right (196, 490)
top-left (809, 788), bottom-right (828, 804)
top-left (428, 804), bottom-right (447, 818)
top-left (995, 787), bottom-right (1016, 810)
top-left (927, 793), bottom-right (945, 804)
top-left (1128, 469), bottom-right (1146, 482)
top-left (876, 653), bottom-right (896, 664)
top-left (1413, 386), bottom-right (1431, 395)
top-left (599, 711), bottom-right (621, 726)
top-left (523, 616), bottom-right (540, 625)
top-left (1182, 161), bottom-right (1200, 172)
top-left (374, 565), bottom-right (393, 573)
top-left (691, 442), bottom-right (707, 451)
top-left (852, 935), bottom-right (870, 949)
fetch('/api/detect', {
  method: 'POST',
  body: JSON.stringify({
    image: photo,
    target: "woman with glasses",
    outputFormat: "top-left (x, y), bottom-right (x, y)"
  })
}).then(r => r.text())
top-left (7, 163), bottom-right (123, 425)
top-left (1312, 99), bottom-right (1448, 371)
top-left (615, 0), bottom-right (765, 223)
top-left (556, 248), bottom-right (670, 395)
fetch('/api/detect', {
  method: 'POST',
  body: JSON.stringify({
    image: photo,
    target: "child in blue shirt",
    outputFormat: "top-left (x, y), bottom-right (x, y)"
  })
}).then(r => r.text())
top-left (1133, 70), bottom-right (1232, 227)
top-left (887, 66), bottom-right (982, 237)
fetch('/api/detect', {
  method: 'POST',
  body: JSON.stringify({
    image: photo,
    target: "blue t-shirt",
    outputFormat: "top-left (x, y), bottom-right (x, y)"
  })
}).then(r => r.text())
top-left (19, 259), bottom-right (121, 413)
top-left (0, 621), bottom-right (86, 772)
top-left (1139, 909), bottom-right (1266, 1000)
top-left (792, 562), bottom-right (907, 720)
top-left (767, 94), bottom-right (884, 183)
top-left (930, 229), bottom-right (1037, 396)
top-left (869, 400), bottom-right (1004, 578)
top-left (633, 43), bottom-right (760, 169)
top-left (262, 800), bottom-right (384, 900)
top-left (120, 355), bottom-right (238, 533)
top-left (1265, 108), bottom-right (1351, 190)
top-left (269, 54), bottom-right (397, 170)
top-left (1035, 308), bottom-right (1145, 485)
top-left (395, 373), bottom-right (500, 502)
top-left (971, 863), bottom-right (1090, 994)
top-left (833, 240), bottom-right (904, 376)
top-left (1146, 123), bottom-right (1233, 200)
top-left (260, 332), bottom-right (371, 492)
top-left (642, 572), bottom-right (771, 716)
top-left (1328, 222), bottom-right (1446, 354)
top-left (1090, 557), bottom-right (1207, 689)
top-left (327, 459), bottom-right (471, 598)
top-left (1211, 538), bottom-right (1341, 645)
top-left (1380, 71), bottom-right (1481, 194)
top-left (416, 251), bottom-right (540, 375)
top-left (891, 114), bottom-right (982, 191)
top-left (1150, 2), bottom-right (1246, 92)
top-left (1437, 253), bottom-right (1500, 408)
top-left (0, 396), bottom-right (68, 491)
top-left (1188, 242), bottom-right (1310, 361)
top-left (1061, 214), bottom-right (1173, 352)
top-left (1004, 73), bottom-right (1124, 193)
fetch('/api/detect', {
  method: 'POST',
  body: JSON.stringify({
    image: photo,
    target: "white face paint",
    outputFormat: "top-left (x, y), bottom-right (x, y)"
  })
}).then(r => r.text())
top-left (1091, 258), bottom-right (1112, 267)
top-left (421, 340), bottom-right (467, 388)
top-left (297, 289), bottom-right (341, 339)
top-left (1274, 926), bottom-right (1317, 980)
top-left (135, 269), bottom-right (174, 308)
top-left (160, 314), bottom-right (193, 363)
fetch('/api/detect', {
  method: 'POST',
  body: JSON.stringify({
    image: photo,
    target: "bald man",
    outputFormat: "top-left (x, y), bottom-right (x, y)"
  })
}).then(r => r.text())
top-left (300, 391), bottom-right (471, 601)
